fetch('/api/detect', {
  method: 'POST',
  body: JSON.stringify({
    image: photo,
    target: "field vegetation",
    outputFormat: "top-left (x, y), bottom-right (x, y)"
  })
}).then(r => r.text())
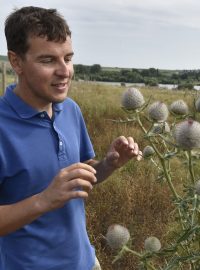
top-left (1, 73), bottom-right (199, 269)
top-left (69, 81), bottom-right (198, 269)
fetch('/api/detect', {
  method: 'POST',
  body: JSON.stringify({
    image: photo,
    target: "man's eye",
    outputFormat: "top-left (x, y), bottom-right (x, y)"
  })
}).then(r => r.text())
top-left (65, 57), bottom-right (73, 63)
top-left (40, 58), bottom-right (53, 63)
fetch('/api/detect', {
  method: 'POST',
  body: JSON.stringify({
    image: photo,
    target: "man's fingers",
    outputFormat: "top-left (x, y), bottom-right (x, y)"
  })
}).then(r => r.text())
top-left (62, 162), bottom-right (96, 174)
top-left (112, 136), bottom-right (142, 161)
top-left (66, 178), bottom-right (93, 191)
top-left (127, 136), bottom-right (135, 150)
top-left (114, 136), bottom-right (129, 147)
top-left (59, 163), bottom-right (97, 184)
top-left (137, 151), bottom-right (143, 161)
top-left (66, 169), bottom-right (97, 184)
top-left (70, 190), bottom-right (90, 200)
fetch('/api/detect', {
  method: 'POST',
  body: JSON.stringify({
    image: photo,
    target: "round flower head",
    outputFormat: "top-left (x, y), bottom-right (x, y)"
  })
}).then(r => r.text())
top-left (121, 88), bottom-right (145, 110)
top-left (170, 100), bottom-right (188, 115)
top-left (106, 224), bottom-right (130, 250)
top-left (148, 102), bottom-right (169, 122)
top-left (194, 180), bottom-right (200, 195)
top-left (174, 119), bottom-right (200, 150)
top-left (195, 97), bottom-right (200, 112)
top-left (144, 236), bottom-right (161, 252)
top-left (143, 146), bottom-right (155, 158)
top-left (151, 122), bottom-right (170, 134)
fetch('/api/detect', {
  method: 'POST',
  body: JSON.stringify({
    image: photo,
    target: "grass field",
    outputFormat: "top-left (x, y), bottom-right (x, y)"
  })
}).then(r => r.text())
top-left (0, 79), bottom-right (199, 269)
top-left (69, 82), bottom-right (198, 269)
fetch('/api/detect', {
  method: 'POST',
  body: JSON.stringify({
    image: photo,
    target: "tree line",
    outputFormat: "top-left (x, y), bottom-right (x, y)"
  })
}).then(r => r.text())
top-left (74, 64), bottom-right (200, 89)
top-left (1, 59), bottom-right (200, 89)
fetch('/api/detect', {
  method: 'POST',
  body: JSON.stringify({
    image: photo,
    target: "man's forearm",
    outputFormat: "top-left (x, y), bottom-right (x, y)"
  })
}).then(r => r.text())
top-left (0, 193), bottom-right (47, 236)
top-left (87, 159), bottom-right (117, 183)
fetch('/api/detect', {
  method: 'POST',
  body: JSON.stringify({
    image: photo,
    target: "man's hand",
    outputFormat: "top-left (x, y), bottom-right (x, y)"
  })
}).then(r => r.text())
top-left (105, 136), bottom-right (142, 169)
top-left (38, 163), bottom-right (97, 212)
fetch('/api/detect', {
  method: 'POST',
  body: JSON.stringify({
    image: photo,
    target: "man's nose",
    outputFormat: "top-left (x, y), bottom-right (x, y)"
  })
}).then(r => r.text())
top-left (55, 61), bottom-right (71, 77)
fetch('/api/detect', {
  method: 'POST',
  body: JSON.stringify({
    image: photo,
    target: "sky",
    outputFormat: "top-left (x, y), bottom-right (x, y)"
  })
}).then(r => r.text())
top-left (0, 0), bottom-right (200, 70)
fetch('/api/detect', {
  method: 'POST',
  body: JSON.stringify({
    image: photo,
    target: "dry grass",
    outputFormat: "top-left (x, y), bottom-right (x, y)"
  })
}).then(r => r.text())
top-left (0, 79), bottom-right (197, 269)
top-left (69, 82), bottom-right (197, 269)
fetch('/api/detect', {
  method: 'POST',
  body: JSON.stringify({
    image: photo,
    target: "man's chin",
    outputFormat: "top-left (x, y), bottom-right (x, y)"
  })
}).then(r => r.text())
top-left (51, 92), bottom-right (69, 103)
top-left (52, 96), bottom-right (68, 103)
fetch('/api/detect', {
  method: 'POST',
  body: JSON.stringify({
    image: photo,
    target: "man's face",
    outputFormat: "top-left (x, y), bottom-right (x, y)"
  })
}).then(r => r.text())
top-left (17, 35), bottom-right (74, 109)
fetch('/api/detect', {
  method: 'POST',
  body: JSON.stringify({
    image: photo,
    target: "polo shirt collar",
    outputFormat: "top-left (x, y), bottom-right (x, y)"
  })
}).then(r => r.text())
top-left (4, 84), bottom-right (63, 119)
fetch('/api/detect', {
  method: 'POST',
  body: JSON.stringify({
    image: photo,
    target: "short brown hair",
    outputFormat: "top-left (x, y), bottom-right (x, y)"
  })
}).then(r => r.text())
top-left (5, 6), bottom-right (71, 57)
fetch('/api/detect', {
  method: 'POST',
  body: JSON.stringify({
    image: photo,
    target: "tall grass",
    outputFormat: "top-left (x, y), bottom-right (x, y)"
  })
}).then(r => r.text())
top-left (0, 80), bottom-right (197, 269)
top-left (69, 82), bottom-right (196, 270)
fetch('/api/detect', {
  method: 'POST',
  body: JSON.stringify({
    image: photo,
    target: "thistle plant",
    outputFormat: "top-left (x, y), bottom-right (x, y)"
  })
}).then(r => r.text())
top-left (106, 224), bottom-right (130, 250)
top-left (148, 101), bottom-right (169, 122)
top-left (106, 87), bottom-right (200, 269)
top-left (170, 99), bottom-right (189, 116)
top-left (173, 119), bottom-right (200, 150)
top-left (143, 145), bottom-right (155, 159)
top-left (144, 237), bottom-right (162, 252)
top-left (121, 87), bottom-right (145, 110)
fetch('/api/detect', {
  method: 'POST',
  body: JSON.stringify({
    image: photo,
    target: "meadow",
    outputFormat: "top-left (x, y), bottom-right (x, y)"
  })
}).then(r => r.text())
top-left (69, 82), bottom-right (198, 270)
top-left (0, 78), bottom-right (199, 269)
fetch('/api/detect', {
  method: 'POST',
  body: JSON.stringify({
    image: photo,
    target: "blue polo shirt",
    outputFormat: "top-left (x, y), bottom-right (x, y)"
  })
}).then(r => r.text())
top-left (0, 84), bottom-right (95, 270)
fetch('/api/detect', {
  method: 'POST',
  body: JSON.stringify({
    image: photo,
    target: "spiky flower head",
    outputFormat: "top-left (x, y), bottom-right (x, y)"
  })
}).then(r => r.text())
top-left (148, 102), bottom-right (169, 122)
top-left (170, 100), bottom-right (188, 115)
top-left (195, 97), bottom-right (200, 112)
top-left (143, 146), bottom-right (155, 158)
top-left (106, 224), bottom-right (130, 250)
top-left (151, 122), bottom-right (170, 134)
top-left (173, 119), bottom-right (200, 150)
top-left (194, 180), bottom-right (200, 195)
top-left (121, 88), bottom-right (145, 110)
top-left (144, 236), bottom-right (161, 252)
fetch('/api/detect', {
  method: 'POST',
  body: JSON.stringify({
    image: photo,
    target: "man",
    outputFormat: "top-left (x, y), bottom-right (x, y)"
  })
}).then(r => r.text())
top-left (0, 6), bottom-right (142, 270)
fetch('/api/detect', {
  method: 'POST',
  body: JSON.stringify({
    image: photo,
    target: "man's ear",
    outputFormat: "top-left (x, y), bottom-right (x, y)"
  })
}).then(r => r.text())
top-left (8, 50), bottom-right (23, 75)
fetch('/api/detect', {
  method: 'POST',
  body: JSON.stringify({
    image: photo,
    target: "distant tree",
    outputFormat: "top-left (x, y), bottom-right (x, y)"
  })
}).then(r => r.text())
top-left (74, 64), bottom-right (88, 74)
top-left (145, 78), bottom-right (158, 87)
top-left (131, 68), bottom-right (140, 73)
top-left (171, 73), bottom-right (179, 80)
top-left (120, 69), bottom-right (131, 76)
top-left (179, 72), bottom-right (189, 80)
top-left (141, 69), bottom-right (150, 77)
top-left (177, 81), bottom-right (194, 90)
top-left (148, 68), bottom-right (159, 77)
top-left (90, 64), bottom-right (102, 74)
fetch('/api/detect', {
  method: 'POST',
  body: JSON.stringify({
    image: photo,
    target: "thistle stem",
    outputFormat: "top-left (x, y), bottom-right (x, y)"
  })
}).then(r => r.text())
top-left (136, 112), bottom-right (179, 200)
top-left (191, 194), bottom-right (198, 226)
top-left (150, 158), bottom-right (162, 170)
top-left (160, 158), bottom-right (179, 201)
top-left (135, 112), bottom-right (147, 134)
top-left (123, 246), bottom-right (157, 270)
top-left (187, 150), bottom-right (195, 184)
top-left (136, 112), bottom-right (163, 160)
top-left (122, 246), bottom-right (142, 258)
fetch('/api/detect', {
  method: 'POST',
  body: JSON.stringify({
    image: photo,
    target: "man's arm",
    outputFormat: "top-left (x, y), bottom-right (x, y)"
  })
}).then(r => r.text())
top-left (0, 163), bottom-right (97, 236)
top-left (86, 158), bottom-right (116, 183)
top-left (0, 194), bottom-right (47, 236)
top-left (86, 136), bottom-right (142, 183)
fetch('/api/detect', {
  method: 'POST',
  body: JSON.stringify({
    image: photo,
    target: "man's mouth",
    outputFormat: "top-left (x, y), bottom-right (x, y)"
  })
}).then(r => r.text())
top-left (52, 83), bottom-right (68, 90)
